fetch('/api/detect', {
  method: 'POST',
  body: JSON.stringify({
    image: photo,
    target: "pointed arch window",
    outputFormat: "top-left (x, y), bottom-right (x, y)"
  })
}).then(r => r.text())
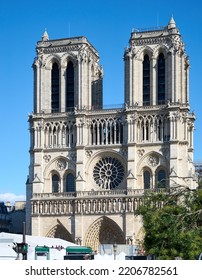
top-left (143, 54), bottom-right (150, 106)
top-left (156, 169), bottom-right (166, 188)
top-left (51, 62), bottom-right (59, 113)
top-left (157, 53), bottom-right (165, 104)
top-left (66, 61), bottom-right (74, 110)
top-left (65, 173), bottom-right (75, 192)
top-left (143, 170), bottom-right (151, 189)
top-left (52, 174), bottom-right (59, 193)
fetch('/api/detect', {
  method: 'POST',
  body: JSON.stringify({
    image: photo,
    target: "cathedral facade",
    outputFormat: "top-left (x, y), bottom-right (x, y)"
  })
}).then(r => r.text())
top-left (26, 18), bottom-right (196, 250)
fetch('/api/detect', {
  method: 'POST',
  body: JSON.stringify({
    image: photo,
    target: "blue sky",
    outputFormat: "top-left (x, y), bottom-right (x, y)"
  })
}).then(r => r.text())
top-left (0, 0), bottom-right (202, 202)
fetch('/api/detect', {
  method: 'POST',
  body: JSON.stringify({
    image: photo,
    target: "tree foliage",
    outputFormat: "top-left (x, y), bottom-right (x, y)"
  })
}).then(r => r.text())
top-left (138, 187), bottom-right (202, 259)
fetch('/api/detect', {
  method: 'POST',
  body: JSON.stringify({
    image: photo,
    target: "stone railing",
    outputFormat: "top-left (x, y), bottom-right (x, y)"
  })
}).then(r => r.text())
top-left (31, 196), bottom-right (144, 216)
top-left (32, 188), bottom-right (167, 200)
top-left (31, 188), bottom-right (169, 216)
top-left (32, 192), bottom-right (76, 199)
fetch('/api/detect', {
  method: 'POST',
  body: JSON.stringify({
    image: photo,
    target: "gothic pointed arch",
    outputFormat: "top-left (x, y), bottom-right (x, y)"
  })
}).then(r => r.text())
top-left (143, 168), bottom-right (151, 189)
top-left (136, 45), bottom-right (153, 60)
top-left (155, 166), bottom-right (167, 188)
top-left (153, 45), bottom-right (168, 59)
top-left (137, 151), bottom-right (168, 189)
top-left (52, 173), bottom-right (60, 193)
top-left (64, 172), bottom-right (75, 192)
top-left (137, 151), bottom-right (167, 173)
top-left (46, 224), bottom-right (73, 242)
top-left (43, 156), bottom-right (76, 193)
top-left (61, 53), bottom-right (77, 68)
top-left (84, 216), bottom-right (125, 251)
top-left (44, 54), bottom-right (61, 69)
top-left (43, 156), bottom-right (76, 178)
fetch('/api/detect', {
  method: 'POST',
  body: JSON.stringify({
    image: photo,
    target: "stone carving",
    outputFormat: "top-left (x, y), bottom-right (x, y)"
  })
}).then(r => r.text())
top-left (135, 37), bottom-right (167, 47)
top-left (147, 154), bottom-right (159, 167)
top-left (86, 150), bottom-right (93, 158)
top-left (44, 155), bottom-right (51, 163)
top-left (171, 35), bottom-right (184, 53)
top-left (43, 45), bottom-right (80, 54)
top-left (56, 159), bottom-right (66, 171)
top-left (137, 149), bottom-right (145, 157)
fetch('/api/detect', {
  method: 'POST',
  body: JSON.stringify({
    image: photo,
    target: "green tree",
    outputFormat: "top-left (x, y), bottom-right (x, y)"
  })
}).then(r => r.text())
top-left (138, 187), bottom-right (202, 259)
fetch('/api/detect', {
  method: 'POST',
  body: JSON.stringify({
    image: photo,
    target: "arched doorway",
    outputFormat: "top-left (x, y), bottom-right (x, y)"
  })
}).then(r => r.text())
top-left (85, 216), bottom-right (125, 251)
top-left (46, 224), bottom-right (73, 242)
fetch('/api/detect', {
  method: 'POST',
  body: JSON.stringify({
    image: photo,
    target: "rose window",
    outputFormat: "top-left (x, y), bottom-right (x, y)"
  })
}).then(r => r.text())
top-left (93, 157), bottom-right (124, 189)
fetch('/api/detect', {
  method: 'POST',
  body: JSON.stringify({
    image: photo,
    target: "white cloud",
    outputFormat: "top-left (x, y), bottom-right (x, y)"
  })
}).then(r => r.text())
top-left (0, 193), bottom-right (26, 204)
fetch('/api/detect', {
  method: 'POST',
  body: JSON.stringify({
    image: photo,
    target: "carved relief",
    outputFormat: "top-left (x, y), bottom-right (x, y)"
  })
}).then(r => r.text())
top-left (147, 154), bottom-right (159, 167)
top-left (44, 155), bottom-right (51, 163)
top-left (137, 149), bottom-right (145, 157)
top-left (86, 150), bottom-right (93, 158)
top-left (171, 35), bottom-right (184, 53)
top-left (134, 37), bottom-right (167, 47)
top-left (56, 159), bottom-right (66, 171)
top-left (43, 45), bottom-right (80, 54)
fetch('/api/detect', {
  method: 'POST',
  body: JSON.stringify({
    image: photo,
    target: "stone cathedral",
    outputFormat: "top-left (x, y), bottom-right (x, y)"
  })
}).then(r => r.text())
top-left (26, 18), bottom-right (196, 250)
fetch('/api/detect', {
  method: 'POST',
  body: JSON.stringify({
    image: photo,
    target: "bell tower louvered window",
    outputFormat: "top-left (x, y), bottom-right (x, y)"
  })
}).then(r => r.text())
top-left (143, 54), bottom-right (150, 106)
top-left (66, 61), bottom-right (74, 110)
top-left (51, 62), bottom-right (59, 113)
top-left (157, 53), bottom-right (165, 104)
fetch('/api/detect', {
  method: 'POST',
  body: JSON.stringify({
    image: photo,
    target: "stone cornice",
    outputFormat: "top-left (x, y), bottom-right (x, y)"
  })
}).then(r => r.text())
top-left (41, 44), bottom-right (81, 54)
top-left (37, 44), bottom-right (100, 61)
top-left (132, 36), bottom-right (168, 46)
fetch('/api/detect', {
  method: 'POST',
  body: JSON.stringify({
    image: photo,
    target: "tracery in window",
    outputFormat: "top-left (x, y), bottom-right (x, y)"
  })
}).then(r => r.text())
top-left (93, 157), bottom-right (124, 189)
top-left (90, 118), bottom-right (123, 145)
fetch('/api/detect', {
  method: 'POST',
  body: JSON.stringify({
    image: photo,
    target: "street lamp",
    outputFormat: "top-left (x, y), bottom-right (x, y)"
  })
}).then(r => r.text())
top-left (113, 243), bottom-right (118, 260)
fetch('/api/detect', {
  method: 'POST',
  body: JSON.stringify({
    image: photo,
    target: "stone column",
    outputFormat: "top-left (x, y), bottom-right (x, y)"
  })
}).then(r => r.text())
top-left (151, 56), bottom-right (157, 105)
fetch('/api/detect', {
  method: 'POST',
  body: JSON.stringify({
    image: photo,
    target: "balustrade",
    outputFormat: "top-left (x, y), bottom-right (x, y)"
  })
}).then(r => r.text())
top-left (31, 188), bottom-right (169, 216)
top-left (32, 189), bottom-right (147, 199)
top-left (31, 196), bottom-right (145, 216)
